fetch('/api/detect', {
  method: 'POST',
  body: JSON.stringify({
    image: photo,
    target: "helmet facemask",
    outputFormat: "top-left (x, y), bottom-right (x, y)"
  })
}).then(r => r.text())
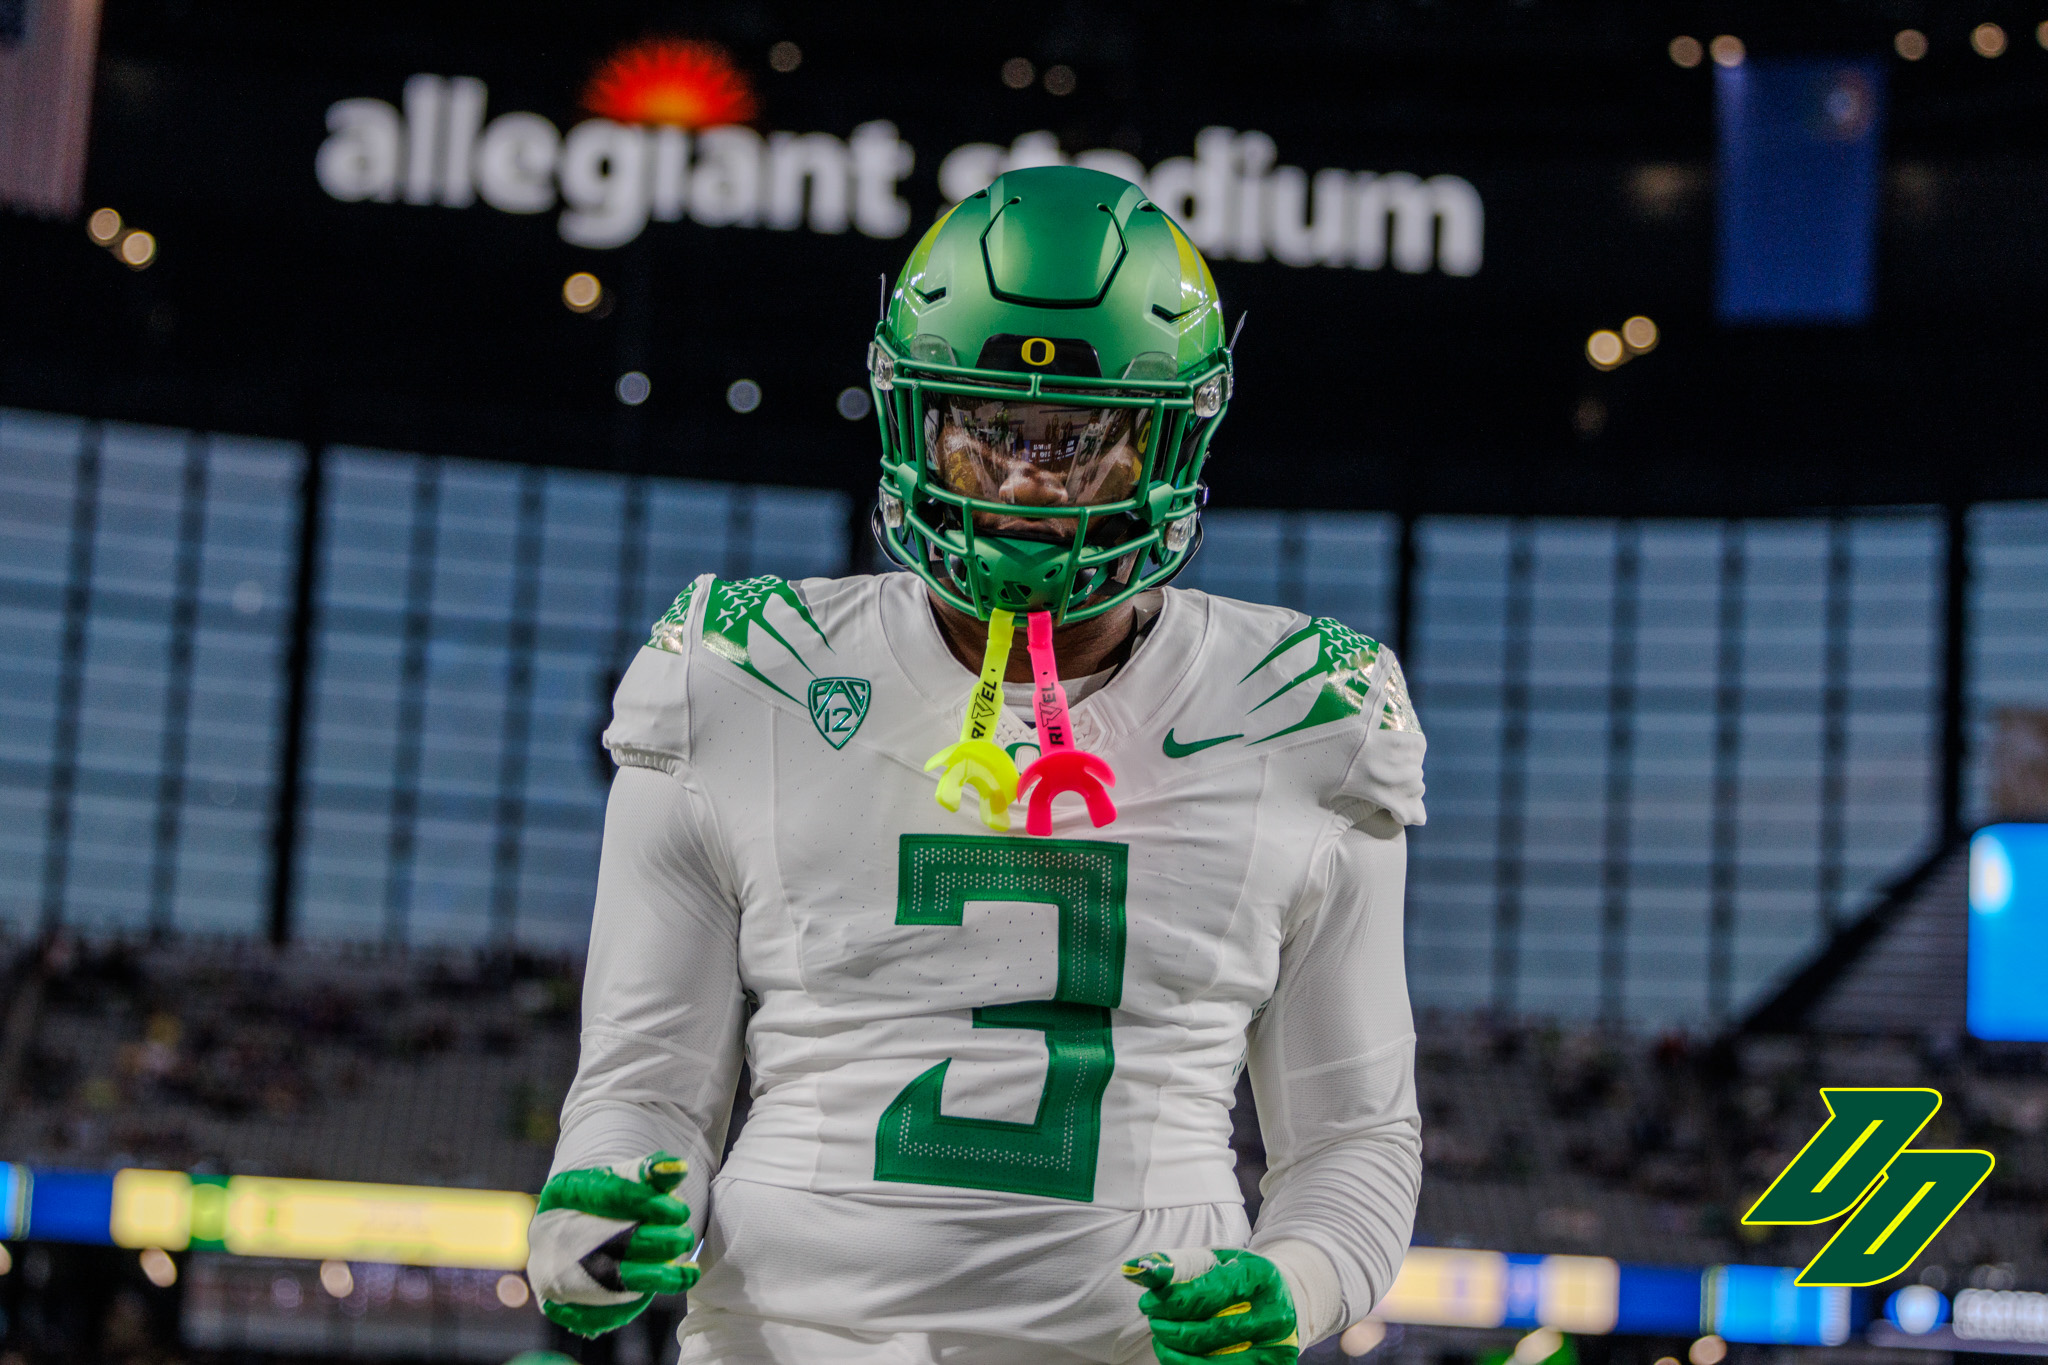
top-left (873, 336), bottom-right (1227, 624)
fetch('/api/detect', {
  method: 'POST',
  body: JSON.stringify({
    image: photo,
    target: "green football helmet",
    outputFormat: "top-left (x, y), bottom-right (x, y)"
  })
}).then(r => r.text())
top-left (869, 165), bottom-right (1232, 624)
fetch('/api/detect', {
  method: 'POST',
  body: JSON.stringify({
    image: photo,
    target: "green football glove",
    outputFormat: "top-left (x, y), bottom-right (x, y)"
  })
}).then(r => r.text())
top-left (526, 1152), bottom-right (699, 1338)
top-left (1123, 1247), bottom-right (1301, 1364)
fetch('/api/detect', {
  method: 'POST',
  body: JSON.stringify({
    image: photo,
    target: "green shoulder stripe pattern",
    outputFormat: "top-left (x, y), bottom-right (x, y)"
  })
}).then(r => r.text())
top-left (647, 581), bottom-right (699, 653)
top-left (701, 575), bottom-right (830, 703)
top-left (1242, 616), bottom-right (1414, 744)
top-left (646, 575), bottom-right (831, 705)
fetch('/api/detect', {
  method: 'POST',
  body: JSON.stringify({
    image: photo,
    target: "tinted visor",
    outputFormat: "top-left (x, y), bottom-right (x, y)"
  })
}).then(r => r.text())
top-left (928, 397), bottom-right (1147, 517)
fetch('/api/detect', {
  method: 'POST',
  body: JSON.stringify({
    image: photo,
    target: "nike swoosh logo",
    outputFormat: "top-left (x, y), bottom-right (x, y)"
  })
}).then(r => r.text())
top-left (1162, 728), bottom-right (1243, 759)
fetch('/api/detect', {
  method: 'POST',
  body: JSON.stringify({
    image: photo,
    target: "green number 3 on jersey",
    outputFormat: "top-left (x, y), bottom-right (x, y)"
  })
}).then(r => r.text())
top-left (874, 834), bottom-right (1128, 1202)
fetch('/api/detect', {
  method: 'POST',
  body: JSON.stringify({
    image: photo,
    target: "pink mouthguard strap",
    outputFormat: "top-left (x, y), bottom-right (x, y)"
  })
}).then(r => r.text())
top-left (1015, 611), bottom-right (1117, 836)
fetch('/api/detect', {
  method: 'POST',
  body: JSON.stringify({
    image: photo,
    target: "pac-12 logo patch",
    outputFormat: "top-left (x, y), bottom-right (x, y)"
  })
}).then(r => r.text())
top-left (808, 677), bottom-right (871, 749)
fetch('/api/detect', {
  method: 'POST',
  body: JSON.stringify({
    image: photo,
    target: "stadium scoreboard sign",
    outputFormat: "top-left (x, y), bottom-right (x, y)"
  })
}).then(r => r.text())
top-left (315, 48), bottom-right (1484, 273)
top-left (0, 1163), bottom-right (533, 1269)
top-left (1954, 1288), bottom-right (2048, 1344)
top-left (1875, 1285), bottom-right (2048, 1353)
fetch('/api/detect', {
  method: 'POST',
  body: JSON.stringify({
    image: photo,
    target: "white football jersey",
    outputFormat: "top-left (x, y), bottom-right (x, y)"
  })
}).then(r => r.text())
top-left (555, 571), bottom-right (1426, 1362)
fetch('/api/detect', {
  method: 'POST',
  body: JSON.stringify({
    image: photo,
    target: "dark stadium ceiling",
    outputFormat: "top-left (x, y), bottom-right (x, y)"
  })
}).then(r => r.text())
top-left (5, 0), bottom-right (2048, 516)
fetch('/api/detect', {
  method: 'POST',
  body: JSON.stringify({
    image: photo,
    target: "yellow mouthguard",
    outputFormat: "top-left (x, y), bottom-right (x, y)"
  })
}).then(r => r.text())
top-left (925, 609), bottom-right (1020, 830)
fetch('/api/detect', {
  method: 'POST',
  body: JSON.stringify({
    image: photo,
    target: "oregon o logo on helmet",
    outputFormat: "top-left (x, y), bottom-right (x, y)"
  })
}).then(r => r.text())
top-left (1021, 338), bottom-right (1056, 367)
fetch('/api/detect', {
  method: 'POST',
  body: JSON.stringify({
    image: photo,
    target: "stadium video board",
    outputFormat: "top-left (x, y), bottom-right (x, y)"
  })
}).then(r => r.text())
top-left (1968, 823), bottom-right (2048, 1041)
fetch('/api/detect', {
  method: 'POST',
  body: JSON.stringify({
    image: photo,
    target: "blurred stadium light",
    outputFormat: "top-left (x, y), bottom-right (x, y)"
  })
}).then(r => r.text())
top-left (6, 1165), bottom-right (531, 1267)
top-left (1967, 823), bottom-right (2048, 1040)
top-left (0, 1161), bottom-right (1876, 1351)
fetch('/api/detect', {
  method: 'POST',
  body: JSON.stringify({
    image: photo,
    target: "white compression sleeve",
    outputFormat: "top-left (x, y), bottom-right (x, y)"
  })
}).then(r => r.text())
top-left (551, 763), bottom-right (748, 1251)
top-left (1246, 813), bottom-right (1423, 1339)
top-left (1257, 1238), bottom-right (1348, 1346)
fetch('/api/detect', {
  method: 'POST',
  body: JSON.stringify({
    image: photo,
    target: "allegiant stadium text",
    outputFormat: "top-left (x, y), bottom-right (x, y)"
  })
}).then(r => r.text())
top-left (315, 75), bottom-right (1484, 275)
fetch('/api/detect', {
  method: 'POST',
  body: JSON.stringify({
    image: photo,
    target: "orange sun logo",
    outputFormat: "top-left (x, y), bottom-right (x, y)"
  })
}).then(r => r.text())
top-left (582, 39), bottom-right (758, 128)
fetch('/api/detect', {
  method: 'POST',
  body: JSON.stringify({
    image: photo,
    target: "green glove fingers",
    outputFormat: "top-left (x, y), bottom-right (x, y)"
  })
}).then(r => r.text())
top-left (1123, 1248), bottom-right (1300, 1364)
top-left (535, 1168), bottom-right (688, 1223)
top-left (1144, 1342), bottom-right (1243, 1365)
top-left (1136, 1256), bottom-right (1272, 1320)
top-left (617, 1260), bottom-right (698, 1295)
top-left (1151, 1305), bottom-right (1297, 1357)
top-left (1124, 1252), bottom-right (1176, 1292)
top-left (532, 1151), bottom-right (699, 1339)
top-left (542, 1298), bottom-right (653, 1338)
top-left (623, 1224), bottom-right (695, 1263)
top-left (639, 1151), bottom-right (688, 1194)
top-left (537, 1166), bottom-right (690, 1225)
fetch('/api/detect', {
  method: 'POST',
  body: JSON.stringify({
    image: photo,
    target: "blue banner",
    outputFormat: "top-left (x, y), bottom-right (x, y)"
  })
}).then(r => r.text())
top-left (0, 1163), bottom-right (27, 1239)
top-left (1709, 1264), bottom-right (1851, 1345)
top-left (1615, 1264), bottom-right (1708, 1335)
top-left (24, 1169), bottom-right (114, 1246)
top-left (1716, 58), bottom-right (1885, 323)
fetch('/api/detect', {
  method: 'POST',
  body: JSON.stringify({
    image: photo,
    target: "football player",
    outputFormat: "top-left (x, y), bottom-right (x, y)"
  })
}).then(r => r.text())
top-left (527, 165), bottom-right (1425, 1364)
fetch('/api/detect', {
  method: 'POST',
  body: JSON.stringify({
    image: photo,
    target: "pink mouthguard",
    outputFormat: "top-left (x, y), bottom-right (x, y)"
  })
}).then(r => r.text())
top-left (1014, 611), bottom-right (1118, 836)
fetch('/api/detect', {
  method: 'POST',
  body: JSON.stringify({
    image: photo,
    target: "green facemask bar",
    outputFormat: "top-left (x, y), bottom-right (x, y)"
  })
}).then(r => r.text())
top-left (868, 165), bottom-right (1234, 625)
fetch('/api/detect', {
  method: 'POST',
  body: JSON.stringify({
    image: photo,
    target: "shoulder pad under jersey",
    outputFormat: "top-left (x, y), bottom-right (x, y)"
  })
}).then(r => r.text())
top-left (602, 573), bottom-right (715, 772)
top-left (605, 573), bottom-right (874, 771)
top-left (1193, 593), bottom-right (1427, 827)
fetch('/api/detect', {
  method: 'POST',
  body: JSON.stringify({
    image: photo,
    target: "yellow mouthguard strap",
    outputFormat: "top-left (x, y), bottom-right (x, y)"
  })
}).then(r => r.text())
top-left (960, 608), bottom-right (1014, 742)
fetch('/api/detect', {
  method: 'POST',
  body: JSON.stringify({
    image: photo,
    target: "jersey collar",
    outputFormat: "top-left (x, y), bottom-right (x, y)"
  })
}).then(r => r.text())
top-left (876, 574), bottom-right (1208, 754)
